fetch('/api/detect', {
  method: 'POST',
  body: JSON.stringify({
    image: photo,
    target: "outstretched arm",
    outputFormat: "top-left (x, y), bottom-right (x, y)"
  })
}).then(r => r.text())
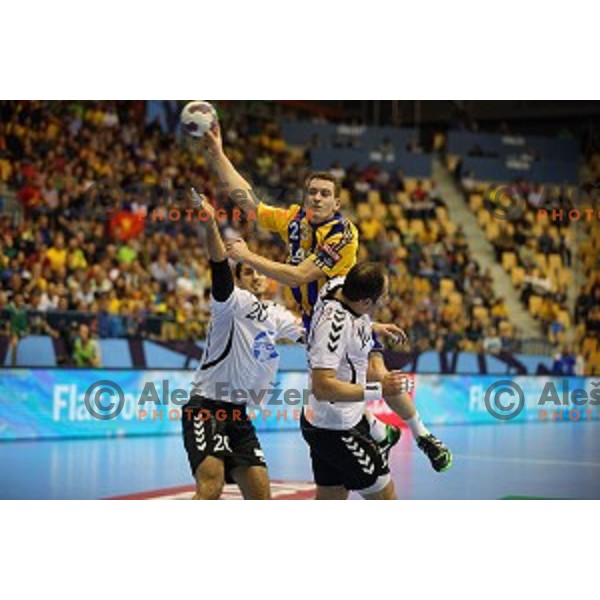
top-left (225, 238), bottom-right (322, 287)
top-left (193, 189), bottom-right (226, 263)
top-left (191, 189), bottom-right (233, 301)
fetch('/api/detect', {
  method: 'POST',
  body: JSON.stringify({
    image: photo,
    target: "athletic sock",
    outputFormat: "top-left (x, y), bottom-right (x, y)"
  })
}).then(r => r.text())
top-left (405, 413), bottom-right (430, 440)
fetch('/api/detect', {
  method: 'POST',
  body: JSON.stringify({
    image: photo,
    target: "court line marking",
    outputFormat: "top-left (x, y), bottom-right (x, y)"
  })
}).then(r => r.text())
top-left (107, 480), bottom-right (315, 500)
top-left (393, 450), bottom-right (600, 468)
top-left (450, 454), bottom-right (600, 468)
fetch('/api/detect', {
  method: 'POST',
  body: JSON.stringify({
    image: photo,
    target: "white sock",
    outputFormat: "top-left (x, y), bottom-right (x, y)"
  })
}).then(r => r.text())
top-left (405, 413), bottom-right (430, 440)
top-left (366, 411), bottom-right (387, 443)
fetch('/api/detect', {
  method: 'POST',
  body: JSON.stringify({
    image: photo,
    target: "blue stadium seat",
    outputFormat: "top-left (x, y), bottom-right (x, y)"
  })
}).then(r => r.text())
top-left (485, 354), bottom-right (511, 375)
top-left (515, 354), bottom-right (554, 375)
top-left (416, 351), bottom-right (441, 373)
top-left (4, 335), bottom-right (56, 367)
top-left (143, 341), bottom-right (186, 369)
top-left (455, 352), bottom-right (480, 374)
top-left (310, 147), bottom-right (432, 176)
top-left (98, 339), bottom-right (133, 368)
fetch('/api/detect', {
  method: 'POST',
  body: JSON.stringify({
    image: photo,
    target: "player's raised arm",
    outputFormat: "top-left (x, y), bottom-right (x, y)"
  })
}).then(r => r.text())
top-left (202, 128), bottom-right (299, 238)
top-left (201, 127), bottom-right (261, 217)
top-left (191, 189), bottom-right (225, 261)
top-left (191, 188), bottom-right (233, 302)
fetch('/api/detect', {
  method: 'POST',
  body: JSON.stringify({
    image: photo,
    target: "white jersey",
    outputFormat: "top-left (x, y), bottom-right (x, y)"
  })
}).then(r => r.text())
top-left (305, 290), bottom-right (375, 430)
top-left (192, 288), bottom-right (303, 405)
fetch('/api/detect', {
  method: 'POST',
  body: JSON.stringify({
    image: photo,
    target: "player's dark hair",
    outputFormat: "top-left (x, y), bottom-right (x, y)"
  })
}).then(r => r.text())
top-left (305, 171), bottom-right (341, 197)
top-left (342, 262), bottom-right (386, 303)
top-left (234, 262), bottom-right (243, 279)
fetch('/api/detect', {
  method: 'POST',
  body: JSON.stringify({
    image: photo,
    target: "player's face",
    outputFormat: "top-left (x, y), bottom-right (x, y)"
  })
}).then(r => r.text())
top-left (237, 266), bottom-right (268, 297)
top-left (305, 179), bottom-right (340, 224)
top-left (361, 276), bottom-right (389, 314)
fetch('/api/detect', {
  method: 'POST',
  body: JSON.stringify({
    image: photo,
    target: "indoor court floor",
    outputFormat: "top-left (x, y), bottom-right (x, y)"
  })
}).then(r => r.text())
top-left (1, 421), bottom-right (599, 499)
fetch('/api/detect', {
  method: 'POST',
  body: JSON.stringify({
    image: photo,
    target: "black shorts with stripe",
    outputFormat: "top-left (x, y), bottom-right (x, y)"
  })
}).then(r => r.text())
top-left (300, 411), bottom-right (389, 491)
top-left (181, 395), bottom-right (266, 483)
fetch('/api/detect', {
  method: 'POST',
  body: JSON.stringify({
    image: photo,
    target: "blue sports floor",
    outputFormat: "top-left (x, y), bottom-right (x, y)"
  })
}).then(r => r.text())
top-left (1, 422), bottom-right (599, 499)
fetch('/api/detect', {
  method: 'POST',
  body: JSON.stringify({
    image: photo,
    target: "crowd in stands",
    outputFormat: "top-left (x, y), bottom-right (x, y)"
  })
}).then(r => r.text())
top-left (574, 150), bottom-right (600, 374)
top-left (0, 100), bottom-right (529, 368)
top-left (458, 143), bottom-right (600, 374)
top-left (0, 101), bottom-right (303, 365)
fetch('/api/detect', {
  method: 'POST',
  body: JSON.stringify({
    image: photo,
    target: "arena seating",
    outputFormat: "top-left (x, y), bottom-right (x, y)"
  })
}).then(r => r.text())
top-left (280, 119), bottom-right (432, 176)
top-left (0, 101), bottom-right (581, 371)
top-left (457, 152), bottom-right (599, 374)
top-left (446, 130), bottom-right (580, 184)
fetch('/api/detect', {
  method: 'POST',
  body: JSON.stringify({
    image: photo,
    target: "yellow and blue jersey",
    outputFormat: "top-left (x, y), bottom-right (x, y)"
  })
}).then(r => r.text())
top-left (257, 203), bottom-right (359, 324)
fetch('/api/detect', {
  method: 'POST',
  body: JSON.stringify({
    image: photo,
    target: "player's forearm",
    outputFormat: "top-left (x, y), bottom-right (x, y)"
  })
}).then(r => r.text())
top-left (210, 151), bottom-right (258, 215)
top-left (382, 392), bottom-right (415, 420)
top-left (367, 354), bottom-right (416, 418)
top-left (367, 352), bottom-right (387, 382)
top-left (312, 377), bottom-right (366, 403)
top-left (205, 218), bottom-right (226, 262)
top-left (242, 252), bottom-right (304, 287)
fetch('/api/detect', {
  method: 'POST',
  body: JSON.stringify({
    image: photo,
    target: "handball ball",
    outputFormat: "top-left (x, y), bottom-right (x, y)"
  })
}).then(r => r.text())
top-left (180, 101), bottom-right (218, 138)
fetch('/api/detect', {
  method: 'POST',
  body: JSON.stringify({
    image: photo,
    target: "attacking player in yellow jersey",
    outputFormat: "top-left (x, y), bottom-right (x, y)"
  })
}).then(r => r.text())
top-left (252, 177), bottom-right (358, 329)
top-left (198, 126), bottom-right (452, 474)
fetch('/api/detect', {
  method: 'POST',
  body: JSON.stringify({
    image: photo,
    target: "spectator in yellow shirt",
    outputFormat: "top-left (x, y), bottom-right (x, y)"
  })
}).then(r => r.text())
top-left (360, 217), bottom-right (382, 242)
top-left (491, 297), bottom-right (509, 320)
top-left (45, 233), bottom-right (67, 271)
top-left (107, 290), bottom-right (121, 314)
top-left (66, 238), bottom-right (88, 270)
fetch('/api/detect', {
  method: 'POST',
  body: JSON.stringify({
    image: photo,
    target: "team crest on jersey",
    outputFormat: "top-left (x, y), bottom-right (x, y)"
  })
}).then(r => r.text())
top-left (323, 304), bottom-right (335, 318)
top-left (300, 222), bottom-right (311, 241)
top-left (253, 331), bottom-right (279, 362)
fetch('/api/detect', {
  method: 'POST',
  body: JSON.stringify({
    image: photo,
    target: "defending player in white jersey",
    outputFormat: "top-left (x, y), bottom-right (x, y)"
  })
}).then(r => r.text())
top-left (182, 190), bottom-right (304, 500)
top-left (302, 262), bottom-right (410, 499)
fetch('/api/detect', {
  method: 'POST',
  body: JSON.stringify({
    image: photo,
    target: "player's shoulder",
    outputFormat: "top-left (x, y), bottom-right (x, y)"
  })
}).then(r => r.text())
top-left (315, 297), bottom-right (352, 327)
top-left (328, 213), bottom-right (359, 239)
top-left (263, 299), bottom-right (292, 318)
top-left (213, 287), bottom-right (254, 311)
top-left (235, 288), bottom-right (261, 307)
top-left (265, 202), bottom-right (302, 219)
top-left (341, 216), bottom-right (360, 240)
top-left (258, 203), bottom-right (301, 230)
top-left (323, 275), bottom-right (346, 293)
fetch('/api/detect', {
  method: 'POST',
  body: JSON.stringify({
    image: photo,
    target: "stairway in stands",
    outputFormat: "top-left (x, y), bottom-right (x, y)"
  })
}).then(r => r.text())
top-left (433, 158), bottom-right (542, 338)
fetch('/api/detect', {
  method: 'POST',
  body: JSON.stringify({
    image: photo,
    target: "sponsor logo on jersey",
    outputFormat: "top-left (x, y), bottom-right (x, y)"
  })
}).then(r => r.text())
top-left (253, 331), bottom-right (279, 362)
top-left (317, 243), bottom-right (341, 269)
